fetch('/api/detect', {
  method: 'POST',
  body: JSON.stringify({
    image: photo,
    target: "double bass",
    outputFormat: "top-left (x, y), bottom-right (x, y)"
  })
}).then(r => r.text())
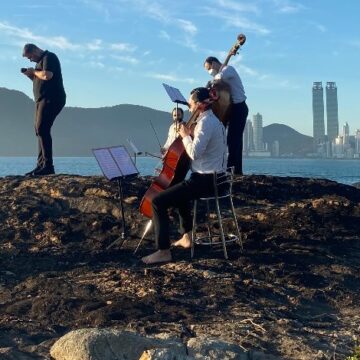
top-left (139, 34), bottom-right (246, 219)
top-left (210, 33), bottom-right (246, 126)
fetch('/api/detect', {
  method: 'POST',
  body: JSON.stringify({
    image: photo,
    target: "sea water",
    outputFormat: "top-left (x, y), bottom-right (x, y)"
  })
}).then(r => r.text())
top-left (0, 157), bottom-right (359, 185)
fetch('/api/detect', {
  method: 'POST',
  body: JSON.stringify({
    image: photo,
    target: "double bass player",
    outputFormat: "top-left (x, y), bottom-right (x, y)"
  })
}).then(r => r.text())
top-left (204, 56), bottom-right (248, 175)
top-left (142, 87), bottom-right (227, 265)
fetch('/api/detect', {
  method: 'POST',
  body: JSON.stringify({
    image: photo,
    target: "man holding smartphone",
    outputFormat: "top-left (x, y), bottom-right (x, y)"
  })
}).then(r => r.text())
top-left (22, 43), bottom-right (66, 176)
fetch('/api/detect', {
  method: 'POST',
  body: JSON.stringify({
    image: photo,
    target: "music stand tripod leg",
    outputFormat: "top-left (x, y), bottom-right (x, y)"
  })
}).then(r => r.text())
top-left (106, 177), bottom-right (127, 250)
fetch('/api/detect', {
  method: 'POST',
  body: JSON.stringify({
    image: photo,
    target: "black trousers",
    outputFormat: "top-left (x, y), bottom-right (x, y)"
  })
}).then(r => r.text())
top-left (227, 101), bottom-right (249, 175)
top-left (152, 173), bottom-right (216, 250)
top-left (35, 98), bottom-right (65, 168)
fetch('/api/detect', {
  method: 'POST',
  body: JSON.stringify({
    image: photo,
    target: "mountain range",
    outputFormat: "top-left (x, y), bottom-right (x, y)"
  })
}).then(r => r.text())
top-left (0, 87), bottom-right (312, 157)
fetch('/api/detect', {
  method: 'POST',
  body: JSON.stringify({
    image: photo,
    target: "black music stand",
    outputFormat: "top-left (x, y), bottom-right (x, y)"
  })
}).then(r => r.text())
top-left (162, 83), bottom-right (188, 132)
top-left (92, 146), bottom-right (139, 248)
top-left (162, 83), bottom-right (188, 106)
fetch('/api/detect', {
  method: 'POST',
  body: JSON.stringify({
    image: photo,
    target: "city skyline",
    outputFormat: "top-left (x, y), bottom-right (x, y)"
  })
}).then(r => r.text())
top-left (0, 1), bottom-right (359, 137)
top-left (311, 80), bottom-right (360, 158)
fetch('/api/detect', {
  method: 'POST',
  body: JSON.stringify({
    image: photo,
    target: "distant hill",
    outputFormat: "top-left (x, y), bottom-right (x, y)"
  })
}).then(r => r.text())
top-left (0, 87), bottom-right (171, 156)
top-left (263, 123), bottom-right (313, 156)
top-left (0, 88), bottom-right (312, 156)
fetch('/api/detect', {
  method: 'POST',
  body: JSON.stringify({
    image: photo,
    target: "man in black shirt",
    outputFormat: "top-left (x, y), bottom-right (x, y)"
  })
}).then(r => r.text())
top-left (22, 43), bottom-right (66, 176)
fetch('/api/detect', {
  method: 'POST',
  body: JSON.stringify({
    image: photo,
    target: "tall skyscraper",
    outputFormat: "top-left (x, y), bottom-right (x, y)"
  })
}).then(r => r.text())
top-left (252, 113), bottom-right (263, 151)
top-left (326, 82), bottom-right (339, 141)
top-left (343, 122), bottom-right (350, 146)
top-left (243, 120), bottom-right (254, 154)
top-left (312, 82), bottom-right (325, 146)
top-left (355, 129), bottom-right (360, 155)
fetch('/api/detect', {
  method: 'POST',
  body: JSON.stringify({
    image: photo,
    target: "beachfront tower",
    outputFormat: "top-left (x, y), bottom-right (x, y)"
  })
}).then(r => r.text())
top-left (312, 82), bottom-right (325, 147)
top-left (253, 113), bottom-right (264, 151)
top-left (343, 122), bottom-right (350, 146)
top-left (326, 82), bottom-right (339, 141)
top-left (355, 129), bottom-right (360, 155)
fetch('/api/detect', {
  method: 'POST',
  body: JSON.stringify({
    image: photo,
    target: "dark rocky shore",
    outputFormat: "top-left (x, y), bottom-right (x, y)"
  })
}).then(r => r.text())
top-left (0, 174), bottom-right (359, 359)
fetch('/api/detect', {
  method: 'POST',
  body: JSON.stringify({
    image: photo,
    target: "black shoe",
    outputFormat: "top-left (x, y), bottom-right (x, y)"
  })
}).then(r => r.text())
top-left (24, 166), bottom-right (42, 176)
top-left (33, 166), bottom-right (55, 176)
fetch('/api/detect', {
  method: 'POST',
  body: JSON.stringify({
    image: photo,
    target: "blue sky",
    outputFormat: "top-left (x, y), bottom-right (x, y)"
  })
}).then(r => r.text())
top-left (0, 0), bottom-right (359, 136)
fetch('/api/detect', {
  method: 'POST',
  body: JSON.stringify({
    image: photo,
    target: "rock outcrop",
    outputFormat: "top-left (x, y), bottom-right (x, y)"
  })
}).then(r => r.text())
top-left (49, 329), bottom-right (279, 360)
top-left (0, 174), bottom-right (359, 359)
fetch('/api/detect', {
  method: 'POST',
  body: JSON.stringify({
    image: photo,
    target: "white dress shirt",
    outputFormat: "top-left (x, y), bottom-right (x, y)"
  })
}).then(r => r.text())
top-left (214, 65), bottom-right (246, 104)
top-left (163, 121), bottom-right (183, 150)
top-left (182, 109), bottom-right (227, 174)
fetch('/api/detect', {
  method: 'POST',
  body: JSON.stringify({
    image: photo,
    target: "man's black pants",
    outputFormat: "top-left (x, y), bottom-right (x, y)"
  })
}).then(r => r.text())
top-left (35, 98), bottom-right (65, 168)
top-left (152, 173), bottom-right (216, 250)
top-left (227, 101), bottom-right (249, 175)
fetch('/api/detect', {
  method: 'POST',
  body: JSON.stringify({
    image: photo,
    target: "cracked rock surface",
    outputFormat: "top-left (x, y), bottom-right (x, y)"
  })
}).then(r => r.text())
top-left (0, 175), bottom-right (359, 359)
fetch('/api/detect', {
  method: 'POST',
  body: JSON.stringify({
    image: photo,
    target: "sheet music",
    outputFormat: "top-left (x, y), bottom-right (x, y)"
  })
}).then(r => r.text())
top-left (93, 148), bottom-right (122, 180)
top-left (109, 146), bottom-right (138, 176)
top-left (162, 83), bottom-right (188, 105)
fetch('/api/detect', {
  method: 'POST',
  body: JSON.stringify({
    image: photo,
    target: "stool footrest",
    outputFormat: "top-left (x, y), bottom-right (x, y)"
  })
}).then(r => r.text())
top-left (194, 234), bottom-right (238, 246)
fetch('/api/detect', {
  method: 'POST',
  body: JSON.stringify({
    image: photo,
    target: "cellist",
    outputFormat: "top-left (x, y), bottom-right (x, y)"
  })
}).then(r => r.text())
top-left (142, 87), bottom-right (227, 265)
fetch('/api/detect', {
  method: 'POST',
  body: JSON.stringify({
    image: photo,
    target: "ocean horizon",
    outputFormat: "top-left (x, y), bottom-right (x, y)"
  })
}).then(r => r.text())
top-left (0, 156), bottom-right (359, 185)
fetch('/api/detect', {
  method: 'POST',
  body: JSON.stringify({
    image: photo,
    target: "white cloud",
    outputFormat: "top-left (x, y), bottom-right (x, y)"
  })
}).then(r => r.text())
top-left (0, 21), bottom-right (79, 50)
top-left (0, 20), bottom-right (138, 58)
top-left (112, 55), bottom-right (139, 65)
top-left (177, 19), bottom-right (197, 36)
top-left (272, 0), bottom-right (306, 14)
top-left (159, 30), bottom-right (170, 40)
top-left (213, 0), bottom-right (260, 14)
top-left (87, 39), bottom-right (103, 51)
top-left (147, 72), bottom-right (196, 84)
top-left (236, 63), bottom-right (259, 77)
top-left (88, 61), bottom-right (105, 68)
top-left (78, 0), bottom-right (111, 20)
top-left (110, 43), bottom-right (137, 52)
top-left (119, 0), bottom-right (198, 50)
top-left (202, 6), bottom-right (270, 35)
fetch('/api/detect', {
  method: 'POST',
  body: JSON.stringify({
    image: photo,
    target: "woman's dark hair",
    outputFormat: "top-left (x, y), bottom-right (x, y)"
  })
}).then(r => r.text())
top-left (172, 107), bottom-right (184, 116)
top-left (190, 87), bottom-right (210, 103)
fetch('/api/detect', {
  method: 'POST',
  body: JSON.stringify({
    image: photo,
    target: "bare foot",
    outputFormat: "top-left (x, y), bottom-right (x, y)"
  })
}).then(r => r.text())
top-left (173, 232), bottom-right (192, 249)
top-left (141, 249), bottom-right (172, 265)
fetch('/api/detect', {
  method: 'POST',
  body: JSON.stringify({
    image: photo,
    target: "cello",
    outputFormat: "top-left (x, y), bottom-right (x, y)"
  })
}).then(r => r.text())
top-left (139, 105), bottom-right (203, 218)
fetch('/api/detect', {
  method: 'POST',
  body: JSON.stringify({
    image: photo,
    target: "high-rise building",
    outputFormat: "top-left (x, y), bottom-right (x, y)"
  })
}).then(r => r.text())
top-left (355, 129), bottom-right (360, 155)
top-left (312, 82), bottom-right (325, 146)
top-left (272, 140), bottom-right (280, 157)
top-left (243, 120), bottom-right (254, 154)
top-left (332, 135), bottom-right (344, 158)
top-left (326, 82), bottom-right (339, 141)
top-left (252, 113), bottom-right (263, 151)
top-left (343, 122), bottom-right (350, 146)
